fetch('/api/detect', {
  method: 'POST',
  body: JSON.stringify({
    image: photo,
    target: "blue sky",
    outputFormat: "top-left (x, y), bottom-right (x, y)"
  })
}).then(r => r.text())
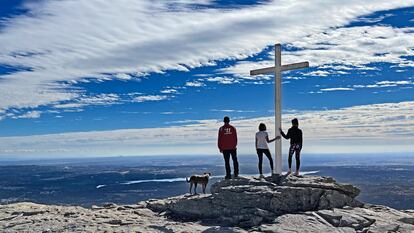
top-left (0, 0), bottom-right (413, 157)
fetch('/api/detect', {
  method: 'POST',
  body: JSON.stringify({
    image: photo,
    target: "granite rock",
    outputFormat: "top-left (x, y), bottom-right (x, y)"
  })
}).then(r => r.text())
top-left (1, 175), bottom-right (413, 233)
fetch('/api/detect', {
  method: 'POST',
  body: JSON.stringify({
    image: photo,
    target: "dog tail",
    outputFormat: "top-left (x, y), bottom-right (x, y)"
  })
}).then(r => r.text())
top-left (186, 177), bottom-right (190, 183)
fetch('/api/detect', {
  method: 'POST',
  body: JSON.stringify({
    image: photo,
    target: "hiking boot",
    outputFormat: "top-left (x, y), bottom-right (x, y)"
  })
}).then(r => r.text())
top-left (224, 175), bottom-right (231, 180)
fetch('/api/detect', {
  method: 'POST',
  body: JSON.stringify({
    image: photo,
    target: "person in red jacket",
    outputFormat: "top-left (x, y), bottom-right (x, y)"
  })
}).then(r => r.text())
top-left (218, 116), bottom-right (239, 179)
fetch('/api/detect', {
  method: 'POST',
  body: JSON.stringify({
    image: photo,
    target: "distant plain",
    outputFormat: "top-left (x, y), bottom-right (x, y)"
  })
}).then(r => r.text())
top-left (0, 154), bottom-right (412, 209)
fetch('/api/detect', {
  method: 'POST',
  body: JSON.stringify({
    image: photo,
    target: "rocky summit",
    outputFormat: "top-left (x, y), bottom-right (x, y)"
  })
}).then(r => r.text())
top-left (1, 175), bottom-right (413, 232)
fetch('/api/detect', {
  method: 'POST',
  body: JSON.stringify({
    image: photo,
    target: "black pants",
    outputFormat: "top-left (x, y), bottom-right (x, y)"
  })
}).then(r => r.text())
top-left (222, 149), bottom-right (239, 177)
top-left (256, 149), bottom-right (274, 174)
top-left (288, 144), bottom-right (302, 171)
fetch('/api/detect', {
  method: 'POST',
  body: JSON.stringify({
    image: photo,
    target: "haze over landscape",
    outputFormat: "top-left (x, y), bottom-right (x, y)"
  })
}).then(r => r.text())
top-left (1, 154), bottom-right (413, 210)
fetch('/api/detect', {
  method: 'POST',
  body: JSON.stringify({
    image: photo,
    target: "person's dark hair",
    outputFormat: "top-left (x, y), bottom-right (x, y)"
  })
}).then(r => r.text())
top-left (223, 116), bottom-right (230, 123)
top-left (292, 118), bottom-right (299, 126)
top-left (259, 123), bottom-right (266, 131)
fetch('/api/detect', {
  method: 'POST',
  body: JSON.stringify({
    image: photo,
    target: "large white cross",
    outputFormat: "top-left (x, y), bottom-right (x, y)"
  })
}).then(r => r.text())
top-left (250, 43), bottom-right (309, 175)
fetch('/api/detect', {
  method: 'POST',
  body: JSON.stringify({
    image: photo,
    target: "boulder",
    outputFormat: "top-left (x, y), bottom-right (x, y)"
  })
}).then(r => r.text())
top-left (275, 175), bottom-right (361, 198)
top-left (147, 175), bottom-right (362, 227)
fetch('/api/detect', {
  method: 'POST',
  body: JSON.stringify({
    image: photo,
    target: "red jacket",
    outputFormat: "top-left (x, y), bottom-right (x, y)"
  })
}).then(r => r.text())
top-left (218, 124), bottom-right (237, 151)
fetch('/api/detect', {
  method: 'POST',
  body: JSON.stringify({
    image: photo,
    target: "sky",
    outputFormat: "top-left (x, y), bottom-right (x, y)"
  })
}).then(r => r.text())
top-left (0, 0), bottom-right (413, 158)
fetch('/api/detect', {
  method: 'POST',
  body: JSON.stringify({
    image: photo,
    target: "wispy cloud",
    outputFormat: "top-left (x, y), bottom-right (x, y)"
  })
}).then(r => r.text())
top-left (160, 89), bottom-right (179, 94)
top-left (53, 93), bottom-right (120, 109)
top-left (320, 87), bottom-right (355, 92)
top-left (353, 80), bottom-right (413, 89)
top-left (1, 101), bottom-right (413, 157)
top-left (303, 70), bottom-right (331, 77)
top-left (12, 111), bottom-right (42, 119)
top-left (210, 109), bottom-right (256, 113)
top-left (133, 95), bottom-right (168, 103)
top-left (356, 13), bottom-right (394, 24)
top-left (221, 25), bottom-right (414, 78)
top-left (161, 111), bottom-right (187, 115)
top-left (205, 76), bottom-right (239, 84)
top-left (1, 0), bottom-right (414, 115)
top-left (185, 81), bottom-right (205, 87)
top-left (216, 61), bottom-right (273, 80)
top-left (287, 26), bottom-right (414, 68)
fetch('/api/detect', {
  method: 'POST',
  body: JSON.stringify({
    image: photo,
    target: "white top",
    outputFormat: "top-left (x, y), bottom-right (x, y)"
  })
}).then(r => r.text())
top-left (256, 131), bottom-right (269, 149)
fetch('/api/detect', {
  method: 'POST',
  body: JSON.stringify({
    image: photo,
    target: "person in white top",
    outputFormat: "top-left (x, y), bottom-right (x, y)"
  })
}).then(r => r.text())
top-left (255, 123), bottom-right (277, 178)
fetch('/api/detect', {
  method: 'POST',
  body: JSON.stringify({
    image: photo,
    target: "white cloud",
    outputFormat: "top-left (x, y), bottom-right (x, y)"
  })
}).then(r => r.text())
top-left (12, 111), bottom-right (42, 119)
top-left (53, 103), bottom-right (85, 109)
top-left (79, 93), bottom-right (120, 105)
top-left (286, 26), bottom-right (414, 68)
top-left (205, 76), bottom-right (239, 84)
top-left (167, 0), bottom-right (214, 6)
top-left (353, 80), bottom-right (413, 89)
top-left (320, 87), bottom-right (355, 92)
top-left (160, 89), bottom-right (179, 94)
top-left (356, 13), bottom-right (393, 24)
top-left (53, 93), bottom-right (120, 109)
top-left (161, 111), bottom-right (186, 115)
top-left (185, 81), bottom-right (205, 87)
top-left (304, 70), bottom-right (331, 77)
top-left (221, 25), bottom-right (414, 78)
top-left (1, 0), bottom-right (414, 113)
top-left (1, 101), bottom-right (413, 157)
top-left (217, 61), bottom-right (273, 79)
top-left (210, 109), bottom-right (255, 113)
top-left (376, 80), bottom-right (411, 86)
top-left (115, 73), bottom-right (132, 80)
top-left (133, 95), bottom-right (168, 103)
top-left (284, 76), bottom-right (306, 80)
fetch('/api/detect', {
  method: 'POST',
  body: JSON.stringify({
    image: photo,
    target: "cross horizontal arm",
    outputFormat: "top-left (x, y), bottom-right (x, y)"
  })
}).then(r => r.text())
top-left (281, 61), bottom-right (309, 72)
top-left (250, 66), bottom-right (275, 76)
top-left (250, 61), bottom-right (309, 76)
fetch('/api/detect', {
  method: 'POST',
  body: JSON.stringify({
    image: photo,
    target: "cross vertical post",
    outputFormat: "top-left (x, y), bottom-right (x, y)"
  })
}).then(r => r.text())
top-left (274, 44), bottom-right (282, 175)
top-left (250, 43), bottom-right (309, 176)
